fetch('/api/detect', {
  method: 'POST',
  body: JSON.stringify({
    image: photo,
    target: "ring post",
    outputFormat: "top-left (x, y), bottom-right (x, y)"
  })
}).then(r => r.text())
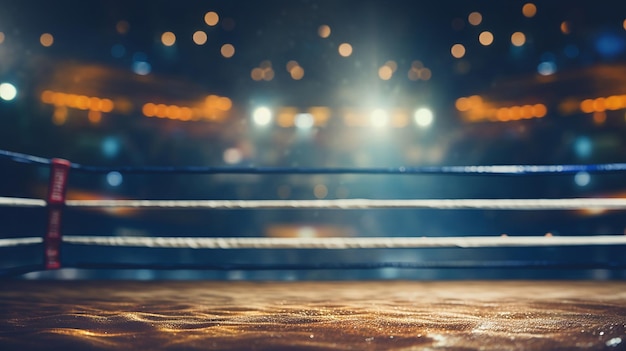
top-left (44, 158), bottom-right (71, 270)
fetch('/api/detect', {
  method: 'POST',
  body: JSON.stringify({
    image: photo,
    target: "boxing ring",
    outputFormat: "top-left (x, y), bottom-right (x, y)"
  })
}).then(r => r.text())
top-left (1, 149), bottom-right (626, 350)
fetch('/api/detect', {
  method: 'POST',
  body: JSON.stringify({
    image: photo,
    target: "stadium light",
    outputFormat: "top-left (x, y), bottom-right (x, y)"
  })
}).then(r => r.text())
top-left (370, 108), bottom-right (388, 128)
top-left (0, 82), bottom-right (17, 101)
top-left (252, 106), bottom-right (272, 126)
top-left (414, 107), bottom-right (433, 128)
top-left (294, 113), bottom-right (314, 129)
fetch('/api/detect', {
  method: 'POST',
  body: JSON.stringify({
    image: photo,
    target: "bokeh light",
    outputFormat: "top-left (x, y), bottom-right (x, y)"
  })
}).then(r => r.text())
top-left (414, 108), bottom-right (434, 127)
top-left (52, 107), bottom-right (67, 125)
top-left (290, 66), bottom-right (304, 80)
top-left (378, 65), bottom-right (393, 80)
top-left (193, 31), bottom-right (207, 45)
top-left (593, 111), bottom-right (606, 124)
top-left (595, 32), bottom-right (626, 58)
top-left (0, 83), bottom-right (17, 101)
top-left (318, 25), bottom-right (331, 38)
top-left (204, 11), bottom-right (219, 26)
top-left (221, 44), bottom-right (235, 58)
top-left (522, 3), bottom-right (537, 18)
top-left (217, 97), bottom-right (232, 111)
top-left (106, 171), bottom-right (123, 187)
top-left (132, 61), bottom-right (151, 75)
top-left (223, 148), bottom-right (243, 164)
top-left (161, 32), bottom-right (176, 46)
top-left (0, 32), bottom-right (5, 44)
top-left (286, 60), bottom-right (304, 80)
top-left (479, 31), bottom-right (494, 46)
top-left (102, 136), bottom-right (120, 158)
top-left (100, 99), bottom-right (114, 113)
top-left (251, 68), bottom-right (264, 81)
top-left (537, 61), bottom-right (556, 75)
top-left (468, 12), bottom-right (482, 26)
top-left (254, 62), bottom-right (275, 81)
top-left (511, 32), bottom-right (526, 46)
top-left (338, 43), bottom-right (353, 57)
top-left (295, 113), bottom-right (314, 129)
top-left (408, 61), bottom-right (431, 81)
top-left (451, 44), bottom-right (466, 58)
top-left (385, 60), bottom-right (398, 72)
top-left (574, 136), bottom-right (592, 158)
top-left (561, 21), bottom-right (571, 35)
top-left (370, 109), bottom-right (388, 128)
top-left (286, 60), bottom-right (299, 72)
top-left (263, 69), bottom-right (275, 81)
top-left (40, 33), bottom-right (54, 47)
top-left (532, 104), bottom-right (547, 117)
top-left (574, 172), bottom-right (590, 187)
top-left (253, 107), bottom-right (272, 126)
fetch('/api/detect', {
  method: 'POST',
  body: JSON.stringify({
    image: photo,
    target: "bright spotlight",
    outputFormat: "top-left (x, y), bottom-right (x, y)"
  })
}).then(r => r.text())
top-left (414, 108), bottom-right (433, 127)
top-left (252, 107), bottom-right (272, 126)
top-left (0, 83), bottom-right (17, 101)
top-left (370, 108), bottom-right (388, 128)
top-left (295, 113), bottom-right (314, 129)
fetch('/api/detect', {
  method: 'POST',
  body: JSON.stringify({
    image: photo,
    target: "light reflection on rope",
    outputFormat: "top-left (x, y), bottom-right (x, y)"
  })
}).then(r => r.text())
top-left (2, 235), bottom-right (626, 249)
top-left (2, 196), bottom-right (626, 210)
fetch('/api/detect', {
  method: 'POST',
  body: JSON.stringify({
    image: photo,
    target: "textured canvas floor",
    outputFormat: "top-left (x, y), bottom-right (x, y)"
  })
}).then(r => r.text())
top-left (1, 281), bottom-right (625, 350)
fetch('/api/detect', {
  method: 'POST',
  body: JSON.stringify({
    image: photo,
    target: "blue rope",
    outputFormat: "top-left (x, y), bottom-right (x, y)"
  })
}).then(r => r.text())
top-left (0, 149), bottom-right (51, 166)
top-left (2, 148), bottom-right (626, 175)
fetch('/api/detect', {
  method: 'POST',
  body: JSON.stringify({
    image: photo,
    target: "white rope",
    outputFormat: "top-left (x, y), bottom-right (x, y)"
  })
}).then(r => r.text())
top-left (0, 237), bottom-right (43, 247)
top-left (0, 197), bottom-right (46, 207)
top-left (61, 235), bottom-right (626, 249)
top-left (2, 235), bottom-right (625, 249)
top-left (63, 198), bottom-right (626, 210)
top-left (3, 196), bottom-right (626, 210)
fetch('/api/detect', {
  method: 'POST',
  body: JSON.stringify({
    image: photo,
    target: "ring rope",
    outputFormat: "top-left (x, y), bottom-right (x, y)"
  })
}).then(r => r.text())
top-left (60, 235), bottom-right (626, 249)
top-left (3, 149), bottom-right (626, 276)
top-left (2, 196), bottom-right (626, 210)
top-left (63, 198), bottom-right (626, 210)
top-left (0, 197), bottom-right (47, 207)
top-left (3, 149), bottom-right (626, 175)
top-left (2, 235), bottom-right (625, 249)
top-left (0, 237), bottom-right (43, 247)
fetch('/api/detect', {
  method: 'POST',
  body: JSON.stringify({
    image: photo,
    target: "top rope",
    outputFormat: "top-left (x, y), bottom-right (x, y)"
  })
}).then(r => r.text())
top-left (2, 149), bottom-right (626, 175)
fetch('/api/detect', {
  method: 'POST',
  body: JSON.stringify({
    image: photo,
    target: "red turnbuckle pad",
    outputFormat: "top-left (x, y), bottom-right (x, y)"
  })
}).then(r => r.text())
top-left (44, 159), bottom-right (71, 270)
